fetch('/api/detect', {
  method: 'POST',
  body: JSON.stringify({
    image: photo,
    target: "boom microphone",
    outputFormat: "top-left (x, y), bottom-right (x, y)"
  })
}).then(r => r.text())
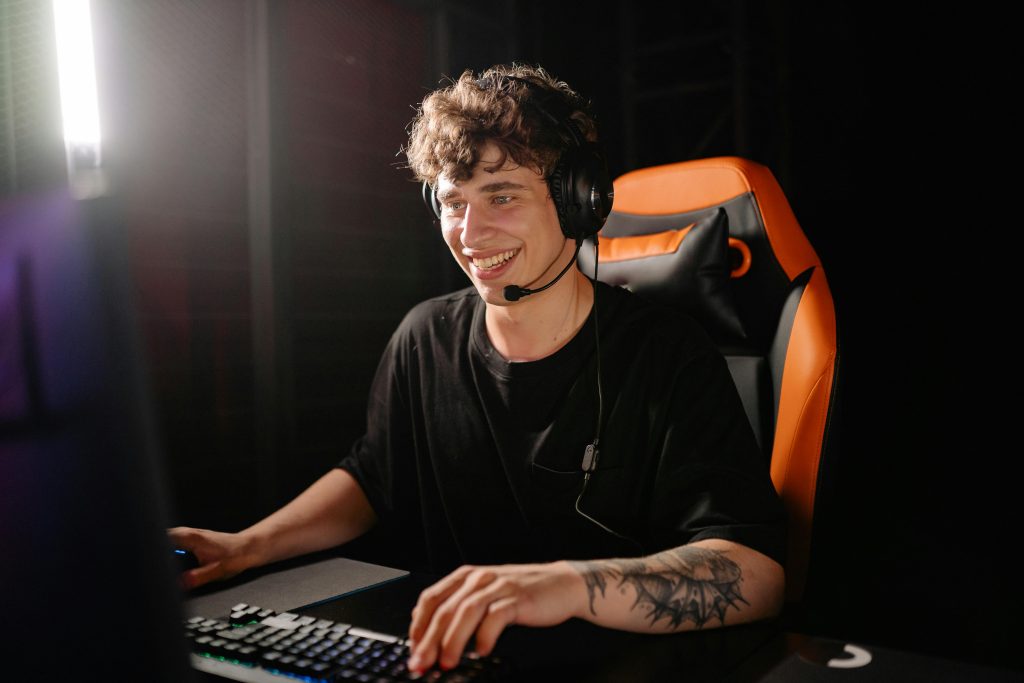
top-left (503, 240), bottom-right (583, 302)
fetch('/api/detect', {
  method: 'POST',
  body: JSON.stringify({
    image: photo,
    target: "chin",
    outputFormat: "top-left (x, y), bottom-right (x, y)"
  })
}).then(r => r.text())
top-left (468, 281), bottom-right (514, 306)
top-left (477, 286), bottom-right (511, 305)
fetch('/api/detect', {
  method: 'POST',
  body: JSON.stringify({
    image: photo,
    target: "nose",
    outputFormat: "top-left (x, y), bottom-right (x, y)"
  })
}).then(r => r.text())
top-left (458, 202), bottom-right (493, 248)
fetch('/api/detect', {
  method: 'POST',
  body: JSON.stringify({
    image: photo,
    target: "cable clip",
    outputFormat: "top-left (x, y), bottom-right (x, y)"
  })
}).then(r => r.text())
top-left (582, 442), bottom-right (599, 473)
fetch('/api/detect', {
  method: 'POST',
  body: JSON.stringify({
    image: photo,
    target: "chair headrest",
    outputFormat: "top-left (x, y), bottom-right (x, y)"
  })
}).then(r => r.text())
top-left (578, 207), bottom-right (747, 343)
top-left (581, 157), bottom-right (822, 350)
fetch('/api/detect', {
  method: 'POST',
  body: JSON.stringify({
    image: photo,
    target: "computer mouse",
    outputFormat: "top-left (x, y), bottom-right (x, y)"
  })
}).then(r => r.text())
top-left (173, 548), bottom-right (201, 572)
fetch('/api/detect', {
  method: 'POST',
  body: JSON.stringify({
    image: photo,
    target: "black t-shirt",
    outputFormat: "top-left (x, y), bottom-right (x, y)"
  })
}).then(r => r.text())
top-left (337, 282), bottom-right (785, 573)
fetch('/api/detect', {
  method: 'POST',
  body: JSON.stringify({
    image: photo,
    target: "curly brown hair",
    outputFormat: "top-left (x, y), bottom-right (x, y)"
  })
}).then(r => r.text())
top-left (404, 63), bottom-right (599, 187)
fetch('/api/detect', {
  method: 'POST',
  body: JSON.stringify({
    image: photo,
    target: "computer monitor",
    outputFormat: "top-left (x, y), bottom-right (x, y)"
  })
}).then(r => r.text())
top-left (0, 189), bottom-right (195, 681)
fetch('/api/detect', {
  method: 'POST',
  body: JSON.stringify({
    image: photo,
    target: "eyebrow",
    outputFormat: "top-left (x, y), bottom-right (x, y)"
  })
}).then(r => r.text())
top-left (437, 181), bottom-right (531, 202)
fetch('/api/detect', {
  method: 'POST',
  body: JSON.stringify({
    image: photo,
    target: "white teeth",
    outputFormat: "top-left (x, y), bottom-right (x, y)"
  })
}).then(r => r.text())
top-left (473, 249), bottom-right (517, 269)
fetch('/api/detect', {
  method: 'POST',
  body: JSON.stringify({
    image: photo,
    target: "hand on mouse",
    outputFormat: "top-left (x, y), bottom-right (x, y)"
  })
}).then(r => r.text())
top-left (167, 527), bottom-right (262, 590)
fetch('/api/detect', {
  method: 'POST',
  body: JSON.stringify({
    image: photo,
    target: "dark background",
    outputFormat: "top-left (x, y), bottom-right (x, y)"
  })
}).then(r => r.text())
top-left (2, 0), bottom-right (1010, 673)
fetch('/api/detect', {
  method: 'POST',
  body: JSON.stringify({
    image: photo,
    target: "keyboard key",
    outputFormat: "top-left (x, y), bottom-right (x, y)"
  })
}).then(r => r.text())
top-left (349, 627), bottom-right (401, 644)
top-left (310, 661), bottom-right (332, 675)
top-left (217, 626), bottom-right (255, 641)
top-left (261, 614), bottom-right (303, 630)
top-left (230, 608), bottom-right (261, 626)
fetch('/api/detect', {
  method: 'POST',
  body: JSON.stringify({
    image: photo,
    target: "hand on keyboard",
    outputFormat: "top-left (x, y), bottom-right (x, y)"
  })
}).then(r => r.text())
top-left (186, 603), bottom-right (510, 682)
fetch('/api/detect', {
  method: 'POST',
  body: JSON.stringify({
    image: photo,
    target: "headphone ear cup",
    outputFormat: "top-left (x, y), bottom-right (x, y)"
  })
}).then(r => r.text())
top-left (581, 147), bottom-right (613, 231)
top-left (550, 145), bottom-right (613, 241)
top-left (422, 181), bottom-right (441, 219)
top-left (548, 162), bottom-right (572, 239)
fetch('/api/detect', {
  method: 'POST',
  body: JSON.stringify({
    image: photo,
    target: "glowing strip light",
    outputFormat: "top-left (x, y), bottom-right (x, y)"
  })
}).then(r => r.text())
top-left (53, 0), bottom-right (101, 153)
top-left (53, 0), bottom-right (106, 197)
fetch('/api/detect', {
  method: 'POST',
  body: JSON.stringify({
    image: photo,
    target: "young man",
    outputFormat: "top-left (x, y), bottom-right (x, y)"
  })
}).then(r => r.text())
top-left (170, 64), bottom-right (786, 673)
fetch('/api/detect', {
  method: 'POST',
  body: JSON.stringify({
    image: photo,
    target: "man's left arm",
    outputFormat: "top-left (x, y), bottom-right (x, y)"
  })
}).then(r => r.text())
top-left (406, 537), bottom-right (784, 672)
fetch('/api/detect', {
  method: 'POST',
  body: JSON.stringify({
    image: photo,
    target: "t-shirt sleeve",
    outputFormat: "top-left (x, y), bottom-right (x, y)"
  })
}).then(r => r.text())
top-left (335, 327), bottom-right (413, 522)
top-left (646, 348), bottom-right (787, 567)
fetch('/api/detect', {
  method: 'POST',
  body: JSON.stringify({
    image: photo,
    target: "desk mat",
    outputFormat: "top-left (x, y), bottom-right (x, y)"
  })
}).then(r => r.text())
top-left (183, 556), bottom-right (408, 619)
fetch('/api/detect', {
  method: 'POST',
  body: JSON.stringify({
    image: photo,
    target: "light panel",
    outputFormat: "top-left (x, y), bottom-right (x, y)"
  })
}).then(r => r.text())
top-left (52, 0), bottom-right (106, 197)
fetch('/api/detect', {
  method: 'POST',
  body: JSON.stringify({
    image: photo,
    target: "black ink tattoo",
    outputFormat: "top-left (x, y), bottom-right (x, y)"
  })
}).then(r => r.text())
top-left (571, 547), bottom-right (747, 629)
top-left (570, 558), bottom-right (613, 615)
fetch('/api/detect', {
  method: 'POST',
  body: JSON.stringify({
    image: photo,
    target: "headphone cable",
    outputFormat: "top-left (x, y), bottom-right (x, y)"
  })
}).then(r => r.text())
top-left (573, 236), bottom-right (643, 554)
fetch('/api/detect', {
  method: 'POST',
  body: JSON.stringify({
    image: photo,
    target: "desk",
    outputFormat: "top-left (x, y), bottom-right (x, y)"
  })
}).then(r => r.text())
top-left (187, 554), bottom-right (1023, 682)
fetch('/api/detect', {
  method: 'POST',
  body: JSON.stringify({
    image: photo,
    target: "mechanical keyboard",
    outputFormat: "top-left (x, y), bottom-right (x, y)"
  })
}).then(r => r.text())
top-left (186, 602), bottom-right (510, 682)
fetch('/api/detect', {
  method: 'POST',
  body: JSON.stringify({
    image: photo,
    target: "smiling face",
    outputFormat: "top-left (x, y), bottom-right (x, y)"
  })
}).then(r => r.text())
top-left (436, 142), bottom-right (572, 306)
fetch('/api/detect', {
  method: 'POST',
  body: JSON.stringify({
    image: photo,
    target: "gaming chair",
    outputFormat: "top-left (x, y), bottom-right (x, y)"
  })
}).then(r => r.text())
top-left (578, 156), bottom-right (842, 607)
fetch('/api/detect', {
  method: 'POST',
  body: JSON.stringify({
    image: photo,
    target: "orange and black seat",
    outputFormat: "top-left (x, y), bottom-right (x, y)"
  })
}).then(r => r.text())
top-left (578, 156), bottom-right (841, 608)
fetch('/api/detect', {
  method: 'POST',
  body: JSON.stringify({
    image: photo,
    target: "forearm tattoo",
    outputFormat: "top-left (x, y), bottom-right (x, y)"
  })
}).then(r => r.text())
top-left (570, 547), bottom-right (747, 629)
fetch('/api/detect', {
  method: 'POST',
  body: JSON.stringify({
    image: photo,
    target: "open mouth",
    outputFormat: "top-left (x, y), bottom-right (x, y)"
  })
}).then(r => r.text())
top-left (472, 249), bottom-right (519, 270)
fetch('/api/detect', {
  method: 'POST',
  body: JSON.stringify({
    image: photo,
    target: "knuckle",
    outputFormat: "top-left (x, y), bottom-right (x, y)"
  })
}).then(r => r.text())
top-left (435, 599), bottom-right (458, 620)
top-left (456, 597), bottom-right (484, 619)
top-left (488, 599), bottom-right (514, 617)
top-left (466, 568), bottom-right (495, 587)
top-left (413, 600), bottom-right (435, 621)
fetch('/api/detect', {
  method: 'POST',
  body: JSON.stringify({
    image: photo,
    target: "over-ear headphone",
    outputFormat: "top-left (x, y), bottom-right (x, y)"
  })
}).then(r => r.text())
top-left (422, 75), bottom-right (614, 242)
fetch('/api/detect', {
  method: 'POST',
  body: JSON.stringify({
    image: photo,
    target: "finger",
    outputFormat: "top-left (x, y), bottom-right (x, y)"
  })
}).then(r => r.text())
top-left (167, 527), bottom-right (194, 548)
top-left (408, 566), bottom-right (475, 645)
top-left (438, 579), bottom-right (515, 669)
top-left (472, 596), bottom-right (518, 656)
top-left (410, 570), bottom-right (488, 671)
top-left (183, 561), bottom-right (224, 590)
top-left (409, 568), bottom-right (497, 671)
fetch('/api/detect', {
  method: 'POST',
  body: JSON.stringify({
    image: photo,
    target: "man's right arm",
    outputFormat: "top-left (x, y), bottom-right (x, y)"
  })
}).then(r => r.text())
top-left (168, 468), bottom-right (376, 589)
